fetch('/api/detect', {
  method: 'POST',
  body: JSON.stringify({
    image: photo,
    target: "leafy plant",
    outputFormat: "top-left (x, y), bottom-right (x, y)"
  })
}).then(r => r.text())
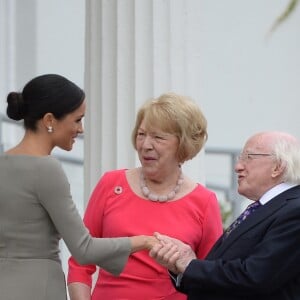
top-left (269, 0), bottom-right (299, 33)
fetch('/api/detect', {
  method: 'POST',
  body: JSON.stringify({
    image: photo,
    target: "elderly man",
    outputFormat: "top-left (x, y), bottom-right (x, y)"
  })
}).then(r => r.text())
top-left (150, 131), bottom-right (300, 300)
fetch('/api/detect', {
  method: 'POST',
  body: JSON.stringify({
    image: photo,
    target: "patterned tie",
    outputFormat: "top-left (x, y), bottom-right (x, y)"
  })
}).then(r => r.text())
top-left (223, 201), bottom-right (261, 239)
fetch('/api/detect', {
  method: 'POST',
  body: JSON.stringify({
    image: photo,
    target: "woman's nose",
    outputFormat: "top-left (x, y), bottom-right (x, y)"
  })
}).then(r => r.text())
top-left (78, 123), bottom-right (84, 134)
top-left (142, 135), bottom-right (154, 149)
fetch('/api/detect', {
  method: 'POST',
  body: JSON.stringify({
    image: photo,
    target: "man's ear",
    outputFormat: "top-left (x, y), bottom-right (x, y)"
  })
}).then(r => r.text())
top-left (271, 160), bottom-right (286, 178)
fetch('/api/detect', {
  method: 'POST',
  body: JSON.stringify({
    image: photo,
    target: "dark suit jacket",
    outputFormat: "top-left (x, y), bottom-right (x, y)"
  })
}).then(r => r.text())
top-left (175, 185), bottom-right (300, 300)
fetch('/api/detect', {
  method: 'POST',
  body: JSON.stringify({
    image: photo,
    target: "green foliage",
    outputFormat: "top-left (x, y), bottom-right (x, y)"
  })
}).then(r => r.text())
top-left (269, 0), bottom-right (299, 33)
top-left (219, 199), bottom-right (233, 230)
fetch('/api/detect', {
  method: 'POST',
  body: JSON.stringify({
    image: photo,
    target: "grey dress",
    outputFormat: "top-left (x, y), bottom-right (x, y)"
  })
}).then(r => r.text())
top-left (0, 155), bottom-right (131, 300)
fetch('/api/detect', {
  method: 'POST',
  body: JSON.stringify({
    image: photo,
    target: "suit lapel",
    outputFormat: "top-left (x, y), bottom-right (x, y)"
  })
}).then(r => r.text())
top-left (207, 186), bottom-right (300, 258)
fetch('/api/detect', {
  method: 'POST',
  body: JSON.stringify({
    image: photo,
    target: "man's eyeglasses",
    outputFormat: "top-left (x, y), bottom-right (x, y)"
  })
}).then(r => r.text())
top-left (237, 153), bottom-right (274, 162)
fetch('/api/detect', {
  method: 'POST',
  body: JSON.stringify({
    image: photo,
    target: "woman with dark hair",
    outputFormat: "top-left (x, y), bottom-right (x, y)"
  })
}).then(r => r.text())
top-left (0, 74), bottom-right (157, 300)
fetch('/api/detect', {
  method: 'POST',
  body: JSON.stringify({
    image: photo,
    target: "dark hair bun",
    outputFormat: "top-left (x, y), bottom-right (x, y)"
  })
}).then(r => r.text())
top-left (7, 92), bottom-right (25, 120)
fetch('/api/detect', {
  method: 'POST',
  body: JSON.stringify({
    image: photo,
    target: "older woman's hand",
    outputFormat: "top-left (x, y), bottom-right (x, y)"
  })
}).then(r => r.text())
top-left (149, 232), bottom-right (196, 274)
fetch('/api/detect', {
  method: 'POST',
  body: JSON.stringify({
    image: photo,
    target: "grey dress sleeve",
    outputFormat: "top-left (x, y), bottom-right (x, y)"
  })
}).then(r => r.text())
top-left (35, 156), bottom-right (131, 275)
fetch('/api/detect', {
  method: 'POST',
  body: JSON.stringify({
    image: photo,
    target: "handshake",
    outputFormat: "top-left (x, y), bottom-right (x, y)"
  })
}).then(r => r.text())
top-left (147, 232), bottom-right (197, 274)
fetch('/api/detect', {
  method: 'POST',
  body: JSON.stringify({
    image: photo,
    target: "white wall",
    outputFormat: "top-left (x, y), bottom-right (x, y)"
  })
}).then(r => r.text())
top-left (186, 0), bottom-right (300, 149)
top-left (35, 0), bottom-right (85, 86)
top-left (0, 0), bottom-right (85, 103)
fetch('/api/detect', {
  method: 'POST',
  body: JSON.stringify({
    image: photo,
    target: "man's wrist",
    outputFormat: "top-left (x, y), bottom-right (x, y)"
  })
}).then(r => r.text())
top-left (176, 258), bottom-right (193, 273)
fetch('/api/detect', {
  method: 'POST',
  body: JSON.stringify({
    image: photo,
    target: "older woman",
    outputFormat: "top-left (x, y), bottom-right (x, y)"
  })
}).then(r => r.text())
top-left (68, 92), bottom-right (223, 300)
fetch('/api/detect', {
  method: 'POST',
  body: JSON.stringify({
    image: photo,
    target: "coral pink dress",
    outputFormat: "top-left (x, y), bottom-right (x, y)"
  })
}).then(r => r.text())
top-left (68, 169), bottom-right (223, 299)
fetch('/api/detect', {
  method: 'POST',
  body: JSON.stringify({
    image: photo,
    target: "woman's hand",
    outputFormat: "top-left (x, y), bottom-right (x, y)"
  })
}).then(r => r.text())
top-left (129, 235), bottom-right (160, 253)
top-left (149, 232), bottom-right (196, 274)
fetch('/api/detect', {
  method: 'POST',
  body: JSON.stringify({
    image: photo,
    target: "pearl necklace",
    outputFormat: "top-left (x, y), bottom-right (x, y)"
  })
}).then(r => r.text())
top-left (140, 168), bottom-right (184, 202)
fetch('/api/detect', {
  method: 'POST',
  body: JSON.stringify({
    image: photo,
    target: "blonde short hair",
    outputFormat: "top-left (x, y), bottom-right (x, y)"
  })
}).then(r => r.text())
top-left (131, 92), bottom-right (208, 163)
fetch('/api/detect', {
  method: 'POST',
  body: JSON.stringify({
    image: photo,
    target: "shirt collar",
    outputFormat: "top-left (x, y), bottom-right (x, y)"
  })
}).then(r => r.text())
top-left (259, 182), bottom-right (298, 205)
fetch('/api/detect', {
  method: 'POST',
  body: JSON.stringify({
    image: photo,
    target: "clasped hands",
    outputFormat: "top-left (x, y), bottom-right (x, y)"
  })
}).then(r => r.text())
top-left (149, 232), bottom-right (196, 274)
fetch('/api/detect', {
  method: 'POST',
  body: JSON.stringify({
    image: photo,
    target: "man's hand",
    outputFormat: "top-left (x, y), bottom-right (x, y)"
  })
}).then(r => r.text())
top-left (149, 232), bottom-right (196, 274)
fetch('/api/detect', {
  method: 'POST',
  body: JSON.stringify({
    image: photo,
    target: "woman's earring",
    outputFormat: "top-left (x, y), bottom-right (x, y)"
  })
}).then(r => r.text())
top-left (47, 126), bottom-right (53, 133)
